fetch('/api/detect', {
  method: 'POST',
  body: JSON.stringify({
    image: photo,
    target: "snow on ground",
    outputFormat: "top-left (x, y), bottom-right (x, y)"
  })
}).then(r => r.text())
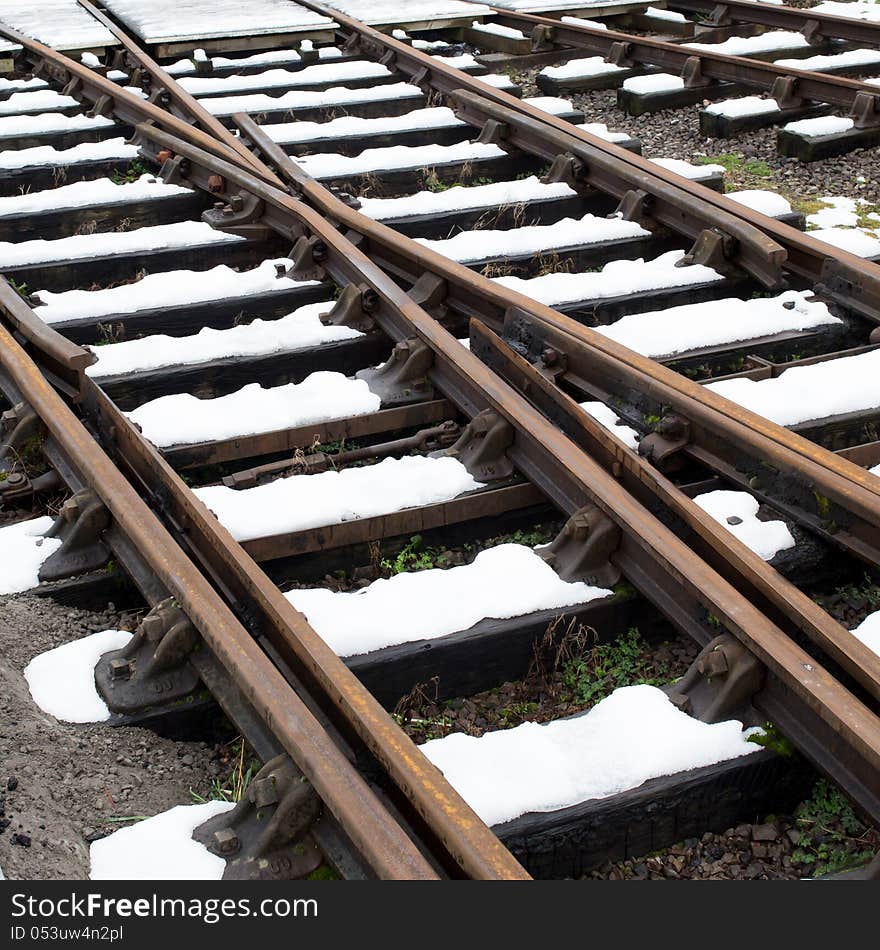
top-left (622, 74), bottom-right (684, 95)
top-left (541, 57), bottom-right (625, 80)
top-left (34, 258), bottom-right (316, 324)
top-left (24, 629), bottom-right (133, 723)
top-left (579, 401), bottom-right (640, 448)
top-left (685, 30), bottom-right (809, 55)
top-left (200, 82), bottom-right (422, 117)
top-left (179, 61), bottom-right (390, 96)
top-left (85, 301), bottom-right (353, 378)
top-left (0, 175), bottom-right (190, 217)
top-left (693, 490), bottom-right (795, 561)
top-left (811, 1), bottom-right (880, 22)
top-left (90, 802), bottom-right (234, 880)
top-left (324, 0), bottom-right (490, 24)
top-left (783, 116), bottom-right (854, 137)
top-left (99, 0), bottom-right (334, 42)
top-left (806, 195), bottom-right (865, 229)
top-left (0, 138), bottom-right (138, 170)
top-left (194, 455), bottom-right (484, 542)
top-left (577, 121), bottom-right (631, 143)
top-left (293, 141), bottom-right (506, 180)
top-left (420, 684), bottom-right (760, 826)
top-left (774, 48), bottom-right (880, 71)
top-left (649, 157), bottom-right (725, 180)
top-left (470, 19), bottom-right (525, 39)
top-left (415, 212), bottom-right (649, 263)
top-left (595, 291), bottom-right (839, 358)
top-left (0, 517), bottom-right (62, 595)
top-left (0, 89), bottom-right (79, 116)
top-left (165, 46), bottom-right (342, 76)
top-left (286, 543), bottom-right (611, 656)
top-left (358, 176), bottom-right (576, 221)
top-left (129, 373), bottom-right (381, 448)
top-left (0, 0), bottom-right (115, 49)
top-left (0, 221), bottom-right (244, 268)
top-left (706, 349), bottom-right (880, 427)
top-left (0, 112), bottom-right (114, 139)
top-left (726, 189), bottom-right (792, 217)
top-left (704, 97), bottom-right (779, 118)
top-left (492, 250), bottom-right (723, 308)
top-left (851, 611), bottom-right (880, 657)
top-left (809, 227), bottom-right (880, 258)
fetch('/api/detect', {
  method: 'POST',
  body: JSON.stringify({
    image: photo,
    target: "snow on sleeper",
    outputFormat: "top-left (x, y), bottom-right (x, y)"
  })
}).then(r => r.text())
top-left (194, 455), bottom-right (485, 542)
top-left (129, 373), bottom-right (381, 448)
top-left (199, 82), bottom-right (423, 118)
top-left (0, 138), bottom-right (138, 171)
top-left (178, 60), bottom-right (392, 96)
top-left (286, 543), bottom-right (611, 657)
top-left (85, 301), bottom-right (353, 378)
top-left (32, 258), bottom-right (317, 325)
top-left (491, 250), bottom-right (723, 308)
top-left (693, 490), bottom-right (795, 561)
top-left (707, 348), bottom-right (880, 427)
top-left (0, 517), bottom-right (62, 595)
top-left (421, 684), bottom-right (761, 826)
top-left (0, 175), bottom-right (191, 218)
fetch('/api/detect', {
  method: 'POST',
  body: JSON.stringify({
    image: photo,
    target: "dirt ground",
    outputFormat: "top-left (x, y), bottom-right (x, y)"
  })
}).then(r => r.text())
top-left (0, 593), bottom-right (225, 880)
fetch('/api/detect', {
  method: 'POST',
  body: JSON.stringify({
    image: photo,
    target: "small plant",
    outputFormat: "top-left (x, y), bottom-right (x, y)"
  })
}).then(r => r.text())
top-left (189, 739), bottom-right (256, 804)
top-left (8, 278), bottom-right (29, 300)
top-left (791, 779), bottom-right (875, 877)
top-left (381, 534), bottom-right (448, 575)
top-left (561, 627), bottom-right (672, 706)
top-left (111, 160), bottom-right (148, 185)
top-left (746, 721), bottom-right (795, 757)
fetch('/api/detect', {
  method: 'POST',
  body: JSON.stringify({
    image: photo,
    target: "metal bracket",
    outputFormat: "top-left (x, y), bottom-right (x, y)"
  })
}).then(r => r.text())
top-left (407, 271), bottom-right (449, 321)
top-left (476, 118), bottom-right (508, 146)
top-left (538, 504), bottom-right (622, 587)
top-left (94, 598), bottom-right (203, 715)
top-left (320, 282), bottom-right (377, 333)
top-left (0, 401), bottom-right (40, 472)
top-left (770, 75), bottom-right (804, 111)
top-left (355, 338), bottom-right (435, 406)
top-left (530, 23), bottom-right (556, 52)
top-left (87, 94), bottom-right (114, 118)
top-left (802, 19), bottom-right (824, 47)
top-left (434, 408), bottom-right (515, 482)
top-left (705, 3), bottom-right (730, 26)
top-left (678, 228), bottom-right (738, 277)
top-left (681, 56), bottom-right (711, 89)
top-left (287, 233), bottom-right (328, 282)
top-left (158, 153), bottom-right (191, 186)
top-left (192, 754), bottom-right (323, 880)
top-left (638, 414), bottom-right (691, 470)
top-left (615, 188), bottom-right (654, 229)
top-left (851, 91), bottom-right (880, 130)
top-left (541, 153), bottom-right (586, 190)
top-left (665, 634), bottom-right (764, 723)
top-left (607, 41), bottom-right (634, 68)
top-left (39, 488), bottom-right (111, 581)
top-left (201, 191), bottom-right (271, 241)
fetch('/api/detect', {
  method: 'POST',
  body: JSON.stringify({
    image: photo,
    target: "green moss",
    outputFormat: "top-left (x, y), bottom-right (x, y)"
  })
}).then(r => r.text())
top-left (747, 722), bottom-right (795, 757)
top-left (307, 865), bottom-right (341, 880)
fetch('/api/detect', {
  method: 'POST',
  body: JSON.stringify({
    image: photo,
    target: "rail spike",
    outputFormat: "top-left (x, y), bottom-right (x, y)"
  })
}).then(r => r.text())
top-left (93, 598), bottom-right (202, 716)
top-left (665, 634), bottom-right (765, 724)
top-left (538, 505), bottom-right (622, 587)
top-left (192, 754), bottom-right (324, 881)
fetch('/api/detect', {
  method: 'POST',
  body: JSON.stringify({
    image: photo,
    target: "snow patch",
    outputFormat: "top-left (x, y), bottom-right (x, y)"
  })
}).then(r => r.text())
top-left (579, 401), bottom-right (639, 449)
top-left (179, 60), bottom-right (390, 96)
top-left (704, 96), bottom-right (780, 118)
top-left (0, 175), bottom-right (190, 217)
top-left (0, 517), bottom-right (62, 595)
top-left (293, 141), bottom-right (506, 180)
top-left (540, 57), bottom-right (625, 80)
top-left (726, 189), bottom-right (792, 217)
top-left (622, 73), bottom-right (684, 94)
top-left (851, 611), bottom-right (880, 657)
top-left (420, 684), bottom-right (760, 826)
top-left (194, 455), bottom-right (485, 542)
top-left (784, 116), bottom-right (854, 137)
top-left (200, 82), bottom-right (422, 117)
top-left (0, 137), bottom-right (138, 171)
top-left (694, 490), bottom-right (795, 561)
top-left (25, 629), bottom-right (133, 723)
top-left (286, 543), bottom-right (611, 657)
top-left (685, 30), bottom-right (809, 55)
top-left (90, 802), bottom-right (234, 880)
top-left (129, 373), bottom-right (381, 448)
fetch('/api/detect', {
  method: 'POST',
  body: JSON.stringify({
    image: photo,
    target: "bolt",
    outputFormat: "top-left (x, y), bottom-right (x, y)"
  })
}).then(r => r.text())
top-left (213, 828), bottom-right (240, 855)
top-left (108, 658), bottom-right (133, 681)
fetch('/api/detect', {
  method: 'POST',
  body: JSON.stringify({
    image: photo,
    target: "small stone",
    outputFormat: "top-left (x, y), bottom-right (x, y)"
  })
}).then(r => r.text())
top-left (751, 843), bottom-right (769, 859)
top-left (752, 823), bottom-right (779, 842)
top-left (181, 754), bottom-right (194, 766)
top-left (734, 824), bottom-right (751, 839)
top-left (6, 777), bottom-right (18, 791)
top-left (743, 862), bottom-right (764, 879)
top-left (11, 832), bottom-right (31, 847)
top-left (786, 829), bottom-right (801, 846)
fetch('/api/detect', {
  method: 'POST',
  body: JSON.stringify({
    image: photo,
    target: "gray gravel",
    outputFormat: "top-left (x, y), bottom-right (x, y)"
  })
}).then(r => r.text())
top-left (0, 593), bottom-right (227, 880)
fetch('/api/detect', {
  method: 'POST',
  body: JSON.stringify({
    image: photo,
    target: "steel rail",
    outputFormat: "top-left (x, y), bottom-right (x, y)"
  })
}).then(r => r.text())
top-left (295, 3), bottom-right (880, 322)
top-left (0, 318), bottom-right (444, 881)
top-left (0, 21), bottom-right (278, 185)
top-left (488, 5), bottom-right (880, 112)
top-left (667, 0), bottom-right (880, 48)
top-left (125, 124), bottom-right (880, 819)
top-left (73, 0), bottom-right (278, 181)
top-left (232, 113), bottom-right (880, 704)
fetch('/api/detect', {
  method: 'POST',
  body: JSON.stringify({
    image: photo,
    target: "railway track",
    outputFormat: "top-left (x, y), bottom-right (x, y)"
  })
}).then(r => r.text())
top-left (0, 0), bottom-right (879, 881)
